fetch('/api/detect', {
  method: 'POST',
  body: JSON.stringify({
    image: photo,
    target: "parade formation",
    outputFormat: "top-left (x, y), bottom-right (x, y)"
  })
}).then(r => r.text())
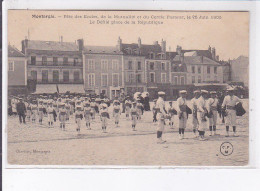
top-left (8, 87), bottom-right (246, 144)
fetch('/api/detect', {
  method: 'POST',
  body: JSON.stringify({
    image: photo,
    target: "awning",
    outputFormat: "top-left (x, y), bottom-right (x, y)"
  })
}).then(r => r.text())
top-left (33, 84), bottom-right (85, 94)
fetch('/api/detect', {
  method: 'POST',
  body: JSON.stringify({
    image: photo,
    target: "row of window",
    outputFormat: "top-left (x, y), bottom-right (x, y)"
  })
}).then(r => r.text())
top-left (148, 73), bottom-right (185, 85)
top-left (30, 70), bottom-right (80, 83)
top-left (191, 75), bottom-right (218, 83)
top-left (126, 73), bottom-right (142, 83)
top-left (88, 59), bottom-right (143, 71)
top-left (30, 56), bottom-right (80, 66)
top-left (127, 60), bottom-right (142, 70)
top-left (87, 73), bottom-right (120, 87)
top-left (147, 62), bottom-right (167, 71)
top-left (87, 59), bottom-right (120, 71)
top-left (192, 66), bottom-right (218, 74)
top-left (192, 76), bottom-right (202, 83)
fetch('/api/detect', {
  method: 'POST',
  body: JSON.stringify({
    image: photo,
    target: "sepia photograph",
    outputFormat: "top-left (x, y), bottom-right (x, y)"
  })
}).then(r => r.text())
top-left (6, 10), bottom-right (249, 166)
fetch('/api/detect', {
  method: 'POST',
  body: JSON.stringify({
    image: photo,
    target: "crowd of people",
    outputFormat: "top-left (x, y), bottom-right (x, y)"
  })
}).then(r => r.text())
top-left (8, 88), bottom-right (246, 143)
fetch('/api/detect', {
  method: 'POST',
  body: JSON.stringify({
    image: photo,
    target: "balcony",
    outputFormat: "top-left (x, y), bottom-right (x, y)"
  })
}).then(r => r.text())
top-left (27, 61), bottom-right (83, 68)
top-left (34, 79), bottom-right (84, 84)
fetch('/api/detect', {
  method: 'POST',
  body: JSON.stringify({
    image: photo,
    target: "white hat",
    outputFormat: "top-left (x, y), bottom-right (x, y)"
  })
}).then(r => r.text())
top-left (227, 87), bottom-right (235, 91)
top-left (193, 90), bottom-right (200, 94)
top-left (179, 90), bottom-right (187, 94)
top-left (201, 90), bottom-right (208, 94)
top-left (210, 91), bottom-right (217, 94)
top-left (158, 91), bottom-right (165, 95)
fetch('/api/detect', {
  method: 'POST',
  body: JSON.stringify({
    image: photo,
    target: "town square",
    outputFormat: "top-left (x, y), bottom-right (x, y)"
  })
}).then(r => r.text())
top-left (6, 10), bottom-right (249, 166)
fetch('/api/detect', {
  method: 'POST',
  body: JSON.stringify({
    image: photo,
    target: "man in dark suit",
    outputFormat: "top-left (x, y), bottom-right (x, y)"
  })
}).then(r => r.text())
top-left (16, 98), bottom-right (27, 124)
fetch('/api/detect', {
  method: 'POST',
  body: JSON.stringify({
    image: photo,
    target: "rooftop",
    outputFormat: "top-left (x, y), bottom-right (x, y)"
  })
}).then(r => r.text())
top-left (121, 43), bottom-right (162, 57)
top-left (84, 45), bottom-right (122, 54)
top-left (173, 55), bottom-right (220, 66)
top-left (182, 49), bottom-right (213, 59)
top-left (26, 40), bottom-right (79, 51)
top-left (8, 45), bottom-right (25, 57)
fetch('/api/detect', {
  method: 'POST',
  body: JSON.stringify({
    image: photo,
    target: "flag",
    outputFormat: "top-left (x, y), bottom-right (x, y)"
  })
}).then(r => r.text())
top-left (56, 84), bottom-right (59, 94)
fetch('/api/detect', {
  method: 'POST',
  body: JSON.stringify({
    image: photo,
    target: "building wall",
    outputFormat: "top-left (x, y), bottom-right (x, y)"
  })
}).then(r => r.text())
top-left (222, 64), bottom-right (231, 83)
top-left (84, 53), bottom-right (123, 98)
top-left (186, 64), bottom-right (223, 84)
top-left (8, 57), bottom-right (27, 86)
top-left (27, 67), bottom-right (83, 83)
top-left (230, 56), bottom-right (249, 87)
top-left (123, 55), bottom-right (146, 95)
top-left (26, 49), bottom-right (83, 84)
top-left (146, 59), bottom-right (170, 85)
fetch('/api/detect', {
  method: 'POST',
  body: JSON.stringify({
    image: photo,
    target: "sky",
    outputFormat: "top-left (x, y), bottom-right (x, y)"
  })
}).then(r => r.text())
top-left (8, 10), bottom-right (249, 60)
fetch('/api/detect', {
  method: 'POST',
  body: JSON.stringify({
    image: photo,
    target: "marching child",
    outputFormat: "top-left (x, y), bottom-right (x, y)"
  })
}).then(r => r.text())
top-left (59, 103), bottom-right (67, 130)
top-left (152, 99), bottom-right (158, 122)
top-left (38, 100), bottom-right (44, 125)
top-left (222, 88), bottom-right (241, 137)
top-left (52, 98), bottom-right (58, 122)
top-left (84, 101), bottom-right (92, 130)
top-left (31, 100), bottom-right (38, 123)
top-left (130, 102), bottom-right (138, 131)
top-left (167, 101), bottom-right (177, 129)
top-left (90, 99), bottom-right (96, 120)
top-left (207, 91), bottom-right (219, 136)
top-left (197, 90), bottom-right (209, 141)
top-left (177, 90), bottom-right (188, 140)
top-left (69, 100), bottom-right (75, 115)
top-left (43, 99), bottom-right (48, 116)
top-left (25, 101), bottom-right (32, 122)
top-left (65, 99), bottom-right (71, 121)
top-left (191, 90), bottom-right (200, 137)
top-left (136, 99), bottom-right (143, 120)
top-left (47, 102), bottom-right (55, 128)
top-left (100, 104), bottom-right (109, 133)
top-left (75, 106), bottom-right (83, 133)
top-left (113, 100), bottom-right (121, 128)
top-left (125, 96), bottom-right (132, 119)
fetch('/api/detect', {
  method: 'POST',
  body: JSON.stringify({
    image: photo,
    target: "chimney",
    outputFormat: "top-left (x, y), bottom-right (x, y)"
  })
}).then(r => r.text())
top-left (180, 53), bottom-right (184, 63)
top-left (211, 47), bottom-right (216, 60)
top-left (216, 55), bottom-right (219, 61)
top-left (21, 38), bottom-right (29, 54)
top-left (77, 39), bottom-right (84, 52)
top-left (117, 36), bottom-right (122, 51)
top-left (153, 41), bottom-right (158, 45)
top-left (138, 37), bottom-right (141, 48)
top-left (60, 36), bottom-right (63, 43)
top-left (176, 45), bottom-right (182, 55)
top-left (161, 39), bottom-right (166, 53)
top-left (208, 45), bottom-right (211, 52)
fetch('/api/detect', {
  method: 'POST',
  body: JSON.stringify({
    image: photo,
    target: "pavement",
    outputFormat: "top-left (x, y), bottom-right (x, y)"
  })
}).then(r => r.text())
top-left (7, 100), bottom-right (249, 166)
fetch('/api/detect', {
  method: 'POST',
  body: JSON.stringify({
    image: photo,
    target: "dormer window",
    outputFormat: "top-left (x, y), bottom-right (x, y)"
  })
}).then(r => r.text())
top-left (125, 48), bottom-right (132, 54)
top-left (150, 53), bottom-right (154, 59)
top-left (31, 56), bottom-right (36, 65)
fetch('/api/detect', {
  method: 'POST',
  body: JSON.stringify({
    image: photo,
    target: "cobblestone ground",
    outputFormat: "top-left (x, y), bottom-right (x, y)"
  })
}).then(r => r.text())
top-left (7, 100), bottom-right (249, 166)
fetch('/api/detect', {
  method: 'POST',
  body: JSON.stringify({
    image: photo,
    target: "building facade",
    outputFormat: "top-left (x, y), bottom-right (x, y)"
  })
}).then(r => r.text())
top-left (13, 36), bottom-right (228, 97)
top-left (8, 45), bottom-right (27, 95)
top-left (230, 56), bottom-right (249, 87)
top-left (22, 38), bottom-right (85, 93)
top-left (83, 46), bottom-right (123, 98)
